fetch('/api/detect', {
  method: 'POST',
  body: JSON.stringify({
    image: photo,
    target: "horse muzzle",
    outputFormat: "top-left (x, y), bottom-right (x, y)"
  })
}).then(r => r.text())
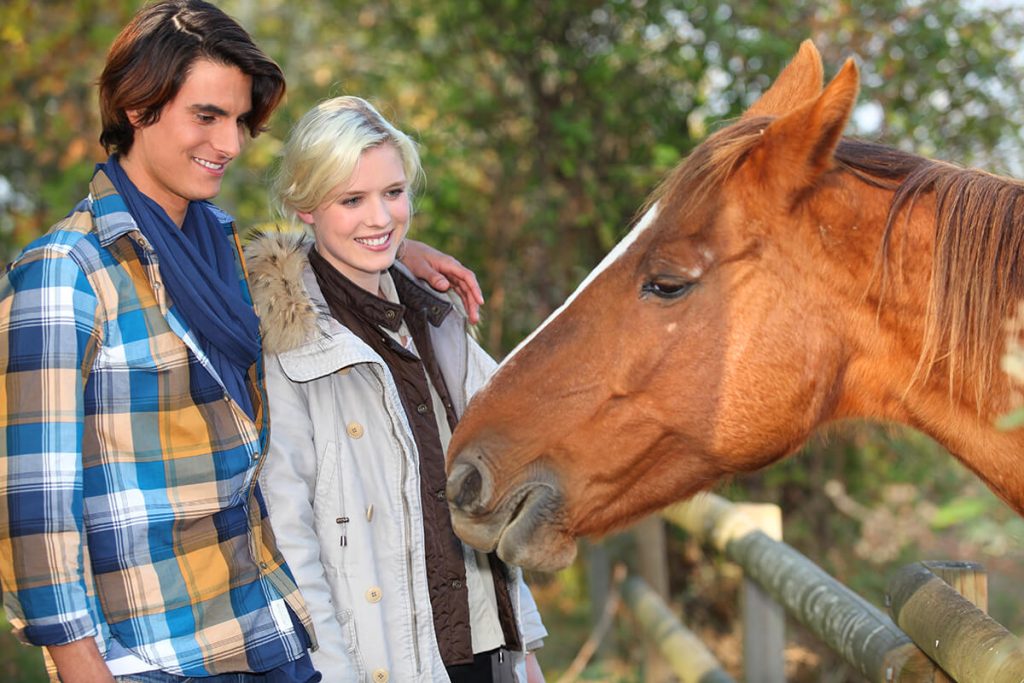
top-left (447, 458), bottom-right (578, 572)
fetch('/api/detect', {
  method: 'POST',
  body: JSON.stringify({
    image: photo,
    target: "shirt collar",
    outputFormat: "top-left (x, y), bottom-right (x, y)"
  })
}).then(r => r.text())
top-left (313, 252), bottom-right (453, 332)
top-left (87, 166), bottom-right (235, 246)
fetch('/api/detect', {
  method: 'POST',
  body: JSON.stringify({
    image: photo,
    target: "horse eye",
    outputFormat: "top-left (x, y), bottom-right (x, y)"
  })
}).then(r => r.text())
top-left (641, 278), bottom-right (694, 300)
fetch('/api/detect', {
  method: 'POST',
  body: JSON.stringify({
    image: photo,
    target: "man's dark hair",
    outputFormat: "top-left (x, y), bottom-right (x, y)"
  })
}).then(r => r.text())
top-left (99, 0), bottom-right (286, 155)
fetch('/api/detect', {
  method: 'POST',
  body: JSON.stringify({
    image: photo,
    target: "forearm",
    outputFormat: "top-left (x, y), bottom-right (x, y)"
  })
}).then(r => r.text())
top-left (47, 637), bottom-right (114, 683)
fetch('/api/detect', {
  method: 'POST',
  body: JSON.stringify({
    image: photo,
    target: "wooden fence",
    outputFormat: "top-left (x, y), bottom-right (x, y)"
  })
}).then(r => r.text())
top-left (577, 493), bottom-right (1024, 683)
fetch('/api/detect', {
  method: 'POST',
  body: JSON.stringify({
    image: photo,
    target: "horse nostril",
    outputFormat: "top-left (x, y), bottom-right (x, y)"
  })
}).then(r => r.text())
top-left (449, 464), bottom-right (484, 512)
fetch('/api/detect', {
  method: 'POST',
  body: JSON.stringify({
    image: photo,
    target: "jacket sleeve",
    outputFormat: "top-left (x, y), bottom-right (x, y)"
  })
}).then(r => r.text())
top-left (464, 334), bottom-right (499, 397)
top-left (260, 354), bottom-right (360, 681)
top-left (0, 249), bottom-right (102, 646)
top-left (516, 571), bottom-right (548, 650)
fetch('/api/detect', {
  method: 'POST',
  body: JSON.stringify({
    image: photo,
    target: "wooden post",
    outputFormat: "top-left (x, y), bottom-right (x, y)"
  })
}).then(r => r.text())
top-left (922, 560), bottom-right (988, 612)
top-left (634, 516), bottom-right (673, 683)
top-left (736, 503), bottom-right (785, 683)
top-left (583, 539), bottom-right (612, 660)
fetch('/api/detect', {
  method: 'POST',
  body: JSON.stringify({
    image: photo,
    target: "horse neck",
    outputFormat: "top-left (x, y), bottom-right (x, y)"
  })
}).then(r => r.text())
top-left (901, 381), bottom-right (1024, 514)
top-left (833, 198), bottom-right (1024, 514)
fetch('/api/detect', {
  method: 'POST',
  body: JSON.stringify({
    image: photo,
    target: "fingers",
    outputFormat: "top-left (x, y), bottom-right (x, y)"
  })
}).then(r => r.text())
top-left (443, 267), bottom-right (483, 325)
top-left (401, 239), bottom-right (485, 324)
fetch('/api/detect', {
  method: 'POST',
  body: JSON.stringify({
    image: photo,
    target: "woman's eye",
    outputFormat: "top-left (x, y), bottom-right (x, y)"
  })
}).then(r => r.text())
top-left (641, 278), bottom-right (695, 300)
top-left (385, 188), bottom-right (405, 199)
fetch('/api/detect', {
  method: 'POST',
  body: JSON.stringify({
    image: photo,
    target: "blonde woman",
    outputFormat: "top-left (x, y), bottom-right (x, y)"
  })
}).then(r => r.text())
top-left (249, 96), bottom-right (547, 683)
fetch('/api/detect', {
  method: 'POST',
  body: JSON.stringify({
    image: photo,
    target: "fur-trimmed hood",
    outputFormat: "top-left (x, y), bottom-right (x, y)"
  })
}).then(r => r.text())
top-left (246, 230), bottom-right (477, 357)
top-left (245, 230), bottom-right (323, 355)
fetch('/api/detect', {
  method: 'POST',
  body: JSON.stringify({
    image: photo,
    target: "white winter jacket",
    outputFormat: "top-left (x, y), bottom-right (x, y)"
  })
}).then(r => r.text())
top-left (247, 233), bottom-right (547, 683)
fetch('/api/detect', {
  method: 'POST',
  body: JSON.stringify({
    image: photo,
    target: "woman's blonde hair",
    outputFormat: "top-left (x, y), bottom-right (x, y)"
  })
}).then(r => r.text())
top-left (272, 96), bottom-right (423, 221)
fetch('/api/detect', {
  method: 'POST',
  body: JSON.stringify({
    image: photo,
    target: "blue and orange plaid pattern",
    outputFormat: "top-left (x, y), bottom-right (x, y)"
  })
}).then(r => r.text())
top-left (0, 170), bottom-right (314, 678)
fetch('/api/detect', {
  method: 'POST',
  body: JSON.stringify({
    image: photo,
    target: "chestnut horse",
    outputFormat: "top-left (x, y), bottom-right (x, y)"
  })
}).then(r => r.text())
top-left (445, 41), bottom-right (1024, 572)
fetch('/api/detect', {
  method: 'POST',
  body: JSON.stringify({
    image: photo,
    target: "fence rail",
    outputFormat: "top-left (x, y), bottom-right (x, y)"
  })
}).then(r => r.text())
top-left (603, 493), bottom-right (1024, 682)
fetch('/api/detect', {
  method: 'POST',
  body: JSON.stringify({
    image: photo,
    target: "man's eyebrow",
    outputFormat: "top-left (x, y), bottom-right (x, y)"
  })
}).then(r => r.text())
top-left (188, 103), bottom-right (252, 119)
top-left (189, 103), bottom-right (228, 116)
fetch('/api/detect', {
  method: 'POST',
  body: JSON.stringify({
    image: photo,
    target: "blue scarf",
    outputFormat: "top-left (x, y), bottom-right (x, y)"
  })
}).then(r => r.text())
top-left (101, 156), bottom-right (259, 420)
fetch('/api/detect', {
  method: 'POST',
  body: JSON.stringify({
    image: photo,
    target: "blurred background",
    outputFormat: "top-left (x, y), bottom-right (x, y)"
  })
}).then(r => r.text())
top-left (3, 1), bottom-right (1024, 680)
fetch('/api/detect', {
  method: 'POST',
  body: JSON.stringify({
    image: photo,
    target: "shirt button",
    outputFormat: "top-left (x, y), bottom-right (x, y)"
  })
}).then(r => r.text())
top-left (365, 586), bottom-right (383, 603)
top-left (259, 562), bottom-right (268, 570)
top-left (450, 579), bottom-right (462, 590)
top-left (347, 422), bottom-right (364, 439)
top-left (416, 403), bottom-right (429, 415)
top-left (372, 669), bottom-right (389, 683)
top-left (223, 395), bottom-right (232, 402)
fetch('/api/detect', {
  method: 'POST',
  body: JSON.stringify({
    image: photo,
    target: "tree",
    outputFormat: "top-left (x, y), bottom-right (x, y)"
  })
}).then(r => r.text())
top-left (226, 0), bottom-right (1024, 353)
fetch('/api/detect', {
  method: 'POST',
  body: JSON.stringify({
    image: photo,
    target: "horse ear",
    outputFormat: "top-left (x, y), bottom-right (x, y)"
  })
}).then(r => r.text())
top-left (748, 57), bottom-right (859, 192)
top-left (743, 40), bottom-right (825, 119)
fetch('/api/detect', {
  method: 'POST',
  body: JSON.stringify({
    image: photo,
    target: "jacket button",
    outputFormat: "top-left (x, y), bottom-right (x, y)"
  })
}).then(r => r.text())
top-left (416, 403), bottom-right (429, 415)
top-left (450, 579), bottom-right (462, 590)
top-left (372, 669), bottom-right (389, 683)
top-left (385, 309), bottom-right (397, 320)
top-left (435, 489), bottom-right (446, 501)
top-left (347, 422), bottom-right (364, 439)
top-left (365, 586), bottom-right (383, 603)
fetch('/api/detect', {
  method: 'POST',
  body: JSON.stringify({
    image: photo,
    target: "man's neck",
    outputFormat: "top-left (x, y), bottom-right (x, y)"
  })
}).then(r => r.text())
top-left (118, 154), bottom-right (188, 226)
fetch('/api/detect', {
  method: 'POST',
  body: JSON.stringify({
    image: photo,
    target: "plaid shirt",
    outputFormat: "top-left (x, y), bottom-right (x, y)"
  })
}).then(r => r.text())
top-left (0, 170), bottom-right (314, 677)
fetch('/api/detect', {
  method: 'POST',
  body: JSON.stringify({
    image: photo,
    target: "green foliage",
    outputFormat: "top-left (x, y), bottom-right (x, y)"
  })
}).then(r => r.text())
top-left (0, 611), bottom-right (45, 682)
top-left (5, 2), bottom-right (1024, 680)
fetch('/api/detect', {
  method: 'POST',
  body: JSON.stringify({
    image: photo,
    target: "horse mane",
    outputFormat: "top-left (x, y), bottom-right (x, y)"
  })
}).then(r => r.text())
top-left (650, 118), bottom-right (1024, 404)
top-left (838, 138), bottom-right (1024, 403)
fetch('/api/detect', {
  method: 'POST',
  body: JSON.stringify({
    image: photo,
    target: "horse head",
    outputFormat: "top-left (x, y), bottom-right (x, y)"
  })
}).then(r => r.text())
top-left (447, 41), bottom-right (1024, 572)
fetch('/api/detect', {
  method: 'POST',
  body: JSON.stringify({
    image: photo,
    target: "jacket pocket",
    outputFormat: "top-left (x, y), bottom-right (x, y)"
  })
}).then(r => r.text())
top-left (314, 440), bottom-right (350, 573)
top-left (335, 608), bottom-right (367, 680)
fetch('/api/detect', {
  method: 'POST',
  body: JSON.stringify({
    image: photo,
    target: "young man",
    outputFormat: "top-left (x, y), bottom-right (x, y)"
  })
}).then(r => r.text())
top-left (0, 2), bottom-right (483, 681)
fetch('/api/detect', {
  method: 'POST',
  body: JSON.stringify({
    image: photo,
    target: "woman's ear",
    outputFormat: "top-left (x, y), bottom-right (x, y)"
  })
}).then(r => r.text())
top-left (296, 210), bottom-right (316, 226)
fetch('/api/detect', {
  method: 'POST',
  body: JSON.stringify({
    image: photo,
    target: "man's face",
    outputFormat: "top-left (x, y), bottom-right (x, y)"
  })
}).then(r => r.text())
top-left (121, 58), bottom-right (252, 225)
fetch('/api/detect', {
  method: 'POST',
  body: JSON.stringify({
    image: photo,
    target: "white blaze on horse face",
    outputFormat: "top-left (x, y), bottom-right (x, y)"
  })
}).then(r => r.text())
top-left (499, 202), bottom-right (662, 368)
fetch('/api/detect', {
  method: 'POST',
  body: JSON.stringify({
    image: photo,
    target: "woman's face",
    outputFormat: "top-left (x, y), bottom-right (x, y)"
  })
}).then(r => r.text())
top-left (300, 143), bottom-right (410, 293)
